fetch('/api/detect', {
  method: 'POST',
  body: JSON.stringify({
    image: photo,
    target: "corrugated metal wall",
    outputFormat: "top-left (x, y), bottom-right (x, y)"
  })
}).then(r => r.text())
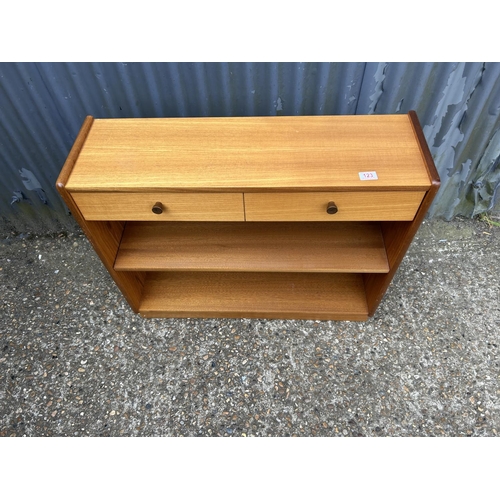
top-left (1, 62), bottom-right (499, 232)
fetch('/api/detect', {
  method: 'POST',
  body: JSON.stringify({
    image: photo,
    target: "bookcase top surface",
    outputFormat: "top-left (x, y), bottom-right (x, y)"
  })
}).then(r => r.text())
top-left (66, 114), bottom-right (432, 192)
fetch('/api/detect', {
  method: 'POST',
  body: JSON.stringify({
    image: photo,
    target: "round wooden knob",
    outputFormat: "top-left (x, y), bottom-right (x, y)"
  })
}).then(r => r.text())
top-left (326, 201), bottom-right (338, 214)
top-left (152, 202), bottom-right (164, 215)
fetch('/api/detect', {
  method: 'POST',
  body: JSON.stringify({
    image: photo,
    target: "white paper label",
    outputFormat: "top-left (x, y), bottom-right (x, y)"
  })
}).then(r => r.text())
top-left (359, 171), bottom-right (378, 180)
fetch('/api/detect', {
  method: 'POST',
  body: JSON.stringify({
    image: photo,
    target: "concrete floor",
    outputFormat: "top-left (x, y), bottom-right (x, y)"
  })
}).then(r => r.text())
top-left (0, 215), bottom-right (499, 436)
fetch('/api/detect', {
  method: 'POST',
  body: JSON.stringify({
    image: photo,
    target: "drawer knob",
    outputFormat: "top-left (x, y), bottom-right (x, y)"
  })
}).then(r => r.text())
top-left (152, 202), bottom-right (164, 215)
top-left (326, 201), bottom-right (338, 214)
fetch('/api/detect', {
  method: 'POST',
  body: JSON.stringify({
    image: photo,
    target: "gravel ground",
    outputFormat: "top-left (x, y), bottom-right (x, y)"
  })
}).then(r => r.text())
top-left (0, 216), bottom-right (499, 437)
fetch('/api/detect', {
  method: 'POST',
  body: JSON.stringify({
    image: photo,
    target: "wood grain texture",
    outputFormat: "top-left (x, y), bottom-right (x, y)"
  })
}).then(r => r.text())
top-left (71, 192), bottom-right (245, 221)
top-left (114, 221), bottom-right (389, 273)
top-left (65, 115), bottom-right (431, 192)
top-left (139, 272), bottom-right (368, 320)
top-left (244, 191), bottom-right (425, 221)
top-left (55, 116), bottom-right (145, 312)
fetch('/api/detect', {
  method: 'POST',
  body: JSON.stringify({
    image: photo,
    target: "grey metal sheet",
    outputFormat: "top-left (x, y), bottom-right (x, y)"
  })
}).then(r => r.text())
top-left (1, 62), bottom-right (499, 232)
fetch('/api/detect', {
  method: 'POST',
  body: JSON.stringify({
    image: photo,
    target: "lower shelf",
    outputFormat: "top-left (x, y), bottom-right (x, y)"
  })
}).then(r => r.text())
top-left (138, 271), bottom-right (369, 320)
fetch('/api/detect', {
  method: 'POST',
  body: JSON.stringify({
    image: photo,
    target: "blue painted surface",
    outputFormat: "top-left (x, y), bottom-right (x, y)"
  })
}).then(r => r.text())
top-left (1, 62), bottom-right (499, 231)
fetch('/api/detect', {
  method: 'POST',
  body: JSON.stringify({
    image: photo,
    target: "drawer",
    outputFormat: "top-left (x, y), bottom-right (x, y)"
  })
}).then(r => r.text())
top-left (71, 192), bottom-right (245, 221)
top-left (244, 191), bottom-right (425, 221)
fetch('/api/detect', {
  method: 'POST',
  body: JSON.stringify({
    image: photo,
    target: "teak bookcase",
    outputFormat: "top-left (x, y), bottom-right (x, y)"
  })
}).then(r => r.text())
top-left (56, 112), bottom-right (440, 321)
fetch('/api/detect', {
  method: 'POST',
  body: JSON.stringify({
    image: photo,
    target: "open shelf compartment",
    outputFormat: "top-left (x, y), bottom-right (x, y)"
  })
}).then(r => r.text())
top-left (138, 271), bottom-right (369, 320)
top-left (114, 221), bottom-right (390, 274)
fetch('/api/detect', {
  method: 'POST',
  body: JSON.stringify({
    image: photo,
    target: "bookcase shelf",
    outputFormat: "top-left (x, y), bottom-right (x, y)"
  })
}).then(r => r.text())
top-left (139, 271), bottom-right (369, 321)
top-left (56, 112), bottom-right (439, 321)
top-left (114, 221), bottom-right (390, 274)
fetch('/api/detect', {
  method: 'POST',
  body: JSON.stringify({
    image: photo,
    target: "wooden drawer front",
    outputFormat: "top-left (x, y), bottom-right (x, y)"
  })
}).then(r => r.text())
top-left (244, 191), bottom-right (425, 221)
top-left (72, 192), bottom-right (245, 221)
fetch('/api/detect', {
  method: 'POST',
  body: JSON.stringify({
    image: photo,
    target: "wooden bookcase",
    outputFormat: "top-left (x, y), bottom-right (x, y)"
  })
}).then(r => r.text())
top-left (56, 112), bottom-right (440, 321)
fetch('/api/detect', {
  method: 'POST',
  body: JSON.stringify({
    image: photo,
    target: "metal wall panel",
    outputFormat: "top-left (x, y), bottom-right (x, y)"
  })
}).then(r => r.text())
top-left (1, 62), bottom-right (499, 232)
